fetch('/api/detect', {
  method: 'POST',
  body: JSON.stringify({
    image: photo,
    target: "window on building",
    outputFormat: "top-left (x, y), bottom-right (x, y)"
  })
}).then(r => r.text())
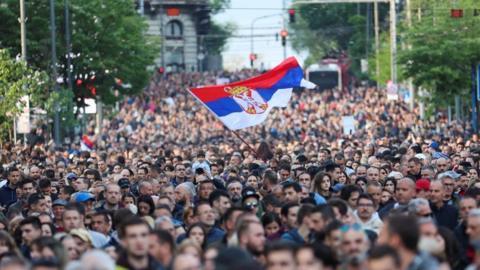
top-left (166, 46), bottom-right (184, 71)
top-left (165, 20), bottom-right (183, 39)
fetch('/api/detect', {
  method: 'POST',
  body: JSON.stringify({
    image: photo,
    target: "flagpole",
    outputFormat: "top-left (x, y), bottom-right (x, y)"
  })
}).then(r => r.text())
top-left (186, 88), bottom-right (259, 157)
top-left (231, 130), bottom-right (259, 158)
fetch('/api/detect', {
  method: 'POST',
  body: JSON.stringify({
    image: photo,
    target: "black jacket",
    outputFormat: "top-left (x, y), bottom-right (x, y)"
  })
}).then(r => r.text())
top-left (430, 202), bottom-right (459, 230)
top-left (116, 253), bottom-right (164, 270)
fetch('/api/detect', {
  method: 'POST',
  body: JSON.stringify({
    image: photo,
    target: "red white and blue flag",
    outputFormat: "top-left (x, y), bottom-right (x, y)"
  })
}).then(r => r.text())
top-left (81, 135), bottom-right (94, 152)
top-left (188, 57), bottom-right (316, 130)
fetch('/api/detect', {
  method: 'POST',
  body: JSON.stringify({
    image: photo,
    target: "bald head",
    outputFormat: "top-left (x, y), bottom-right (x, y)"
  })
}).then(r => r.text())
top-left (399, 177), bottom-right (415, 188)
top-left (396, 177), bottom-right (416, 205)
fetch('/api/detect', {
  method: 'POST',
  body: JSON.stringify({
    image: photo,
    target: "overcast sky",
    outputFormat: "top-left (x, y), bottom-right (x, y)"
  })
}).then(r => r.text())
top-left (214, 0), bottom-right (306, 70)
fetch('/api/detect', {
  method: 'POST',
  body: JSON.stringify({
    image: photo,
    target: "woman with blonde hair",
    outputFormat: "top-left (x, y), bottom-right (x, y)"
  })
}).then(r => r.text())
top-left (0, 230), bottom-right (22, 260)
top-left (176, 239), bottom-right (203, 260)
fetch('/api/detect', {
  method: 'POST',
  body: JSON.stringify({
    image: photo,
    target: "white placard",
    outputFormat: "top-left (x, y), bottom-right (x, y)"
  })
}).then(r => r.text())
top-left (216, 77), bottom-right (230, 85)
top-left (16, 96), bottom-right (30, 134)
top-left (387, 80), bottom-right (399, 100)
top-left (342, 116), bottom-right (355, 135)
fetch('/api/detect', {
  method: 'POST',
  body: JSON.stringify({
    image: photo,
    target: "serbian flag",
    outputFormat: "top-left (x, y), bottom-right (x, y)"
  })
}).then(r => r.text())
top-left (188, 57), bottom-right (316, 130)
top-left (81, 135), bottom-right (94, 152)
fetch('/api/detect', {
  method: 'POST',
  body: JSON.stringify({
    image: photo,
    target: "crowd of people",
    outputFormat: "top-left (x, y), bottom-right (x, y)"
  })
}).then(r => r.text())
top-left (0, 69), bottom-right (479, 270)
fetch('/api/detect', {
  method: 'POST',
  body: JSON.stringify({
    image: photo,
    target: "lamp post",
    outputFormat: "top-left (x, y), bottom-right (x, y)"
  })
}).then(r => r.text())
top-left (19, 0), bottom-right (26, 62)
top-left (49, 0), bottom-right (61, 145)
top-left (250, 13), bottom-right (282, 69)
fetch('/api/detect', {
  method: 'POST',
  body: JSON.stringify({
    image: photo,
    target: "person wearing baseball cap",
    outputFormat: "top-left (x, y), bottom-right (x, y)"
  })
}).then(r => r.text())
top-left (242, 186), bottom-right (261, 215)
top-left (117, 178), bottom-right (131, 195)
top-left (415, 179), bottom-right (430, 199)
top-left (74, 192), bottom-right (95, 213)
top-left (52, 199), bottom-right (68, 230)
top-left (70, 228), bottom-right (93, 257)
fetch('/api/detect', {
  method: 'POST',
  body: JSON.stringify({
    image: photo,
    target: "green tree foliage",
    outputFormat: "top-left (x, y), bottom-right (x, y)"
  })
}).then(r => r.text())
top-left (204, 21), bottom-right (236, 55)
top-left (291, 1), bottom-right (389, 74)
top-left (0, 0), bottom-right (157, 105)
top-left (399, 0), bottom-right (480, 105)
top-left (204, 0), bottom-right (234, 56)
top-left (367, 32), bottom-right (404, 85)
top-left (210, 0), bottom-right (231, 14)
top-left (0, 49), bottom-right (48, 141)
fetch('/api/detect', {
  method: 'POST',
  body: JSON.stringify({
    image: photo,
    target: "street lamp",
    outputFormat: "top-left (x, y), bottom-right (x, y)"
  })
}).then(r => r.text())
top-left (49, 0), bottom-right (61, 145)
top-left (250, 14), bottom-right (282, 69)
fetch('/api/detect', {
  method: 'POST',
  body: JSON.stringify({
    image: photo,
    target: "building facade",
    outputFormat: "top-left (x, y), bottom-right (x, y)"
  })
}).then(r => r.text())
top-left (144, 0), bottom-right (210, 72)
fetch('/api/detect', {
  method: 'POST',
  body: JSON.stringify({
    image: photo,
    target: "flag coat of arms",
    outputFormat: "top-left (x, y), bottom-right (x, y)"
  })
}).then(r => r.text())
top-left (188, 57), bottom-right (316, 130)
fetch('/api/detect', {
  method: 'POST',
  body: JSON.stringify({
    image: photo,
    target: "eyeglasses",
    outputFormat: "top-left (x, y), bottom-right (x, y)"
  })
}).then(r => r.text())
top-left (340, 223), bottom-right (362, 232)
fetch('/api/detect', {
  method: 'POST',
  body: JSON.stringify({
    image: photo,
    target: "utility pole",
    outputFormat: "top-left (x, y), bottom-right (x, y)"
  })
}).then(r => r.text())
top-left (282, 0), bottom-right (287, 59)
top-left (389, 0), bottom-right (397, 84)
top-left (472, 64), bottom-right (478, 133)
top-left (19, 0), bottom-right (26, 62)
top-left (16, 0), bottom-right (27, 145)
top-left (374, 0), bottom-right (380, 85)
top-left (65, 0), bottom-right (72, 92)
top-left (139, 0), bottom-right (144, 15)
top-left (405, 0), bottom-right (414, 110)
top-left (50, 0), bottom-right (61, 145)
top-left (366, 3), bottom-right (370, 57)
top-left (160, 4), bottom-right (165, 70)
top-left (250, 14), bottom-right (282, 69)
top-left (64, 0), bottom-right (75, 138)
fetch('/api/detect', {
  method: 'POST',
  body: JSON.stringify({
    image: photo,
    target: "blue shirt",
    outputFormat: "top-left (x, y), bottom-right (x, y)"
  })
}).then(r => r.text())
top-left (206, 227), bottom-right (225, 245)
top-left (281, 229), bottom-right (306, 244)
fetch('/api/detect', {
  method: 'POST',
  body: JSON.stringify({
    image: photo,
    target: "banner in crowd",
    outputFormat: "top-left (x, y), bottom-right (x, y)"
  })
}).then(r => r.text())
top-left (188, 57), bottom-right (316, 130)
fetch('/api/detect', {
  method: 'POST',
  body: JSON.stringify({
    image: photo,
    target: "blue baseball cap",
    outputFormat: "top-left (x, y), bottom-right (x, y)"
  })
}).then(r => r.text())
top-left (66, 172), bottom-right (78, 181)
top-left (75, 192), bottom-right (95, 203)
top-left (331, 183), bottom-right (345, 193)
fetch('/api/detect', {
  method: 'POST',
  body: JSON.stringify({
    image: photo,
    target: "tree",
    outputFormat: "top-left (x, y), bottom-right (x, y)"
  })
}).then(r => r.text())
top-left (204, 0), bottom-right (234, 56)
top-left (290, 1), bottom-right (389, 75)
top-left (0, 0), bottom-right (157, 105)
top-left (0, 49), bottom-right (48, 141)
top-left (210, 0), bottom-right (231, 14)
top-left (204, 21), bottom-right (236, 55)
top-left (398, 0), bottom-right (480, 106)
top-left (367, 32), bottom-right (404, 85)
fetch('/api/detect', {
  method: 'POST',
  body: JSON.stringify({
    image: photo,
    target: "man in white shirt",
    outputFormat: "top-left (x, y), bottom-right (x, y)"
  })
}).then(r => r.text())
top-left (354, 193), bottom-right (383, 234)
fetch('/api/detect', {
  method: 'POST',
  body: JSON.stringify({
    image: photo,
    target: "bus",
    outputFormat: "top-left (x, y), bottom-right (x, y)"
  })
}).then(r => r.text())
top-left (306, 58), bottom-right (349, 91)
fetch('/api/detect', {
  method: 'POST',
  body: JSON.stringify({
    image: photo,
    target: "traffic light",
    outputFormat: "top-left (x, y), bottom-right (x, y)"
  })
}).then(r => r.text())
top-left (249, 53), bottom-right (257, 67)
top-left (451, 9), bottom-right (463, 18)
top-left (157, 66), bottom-right (165, 74)
top-left (194, 5), bottom-right (211, 35)
top-left (280, 30), bottom-right (288, 46)
top-left (288, 9), bottom-right (296, 23)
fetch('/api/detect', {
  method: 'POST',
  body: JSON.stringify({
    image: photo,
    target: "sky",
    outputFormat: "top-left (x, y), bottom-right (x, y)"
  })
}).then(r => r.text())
top-left (214, 0), bottom-right (307, 70)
